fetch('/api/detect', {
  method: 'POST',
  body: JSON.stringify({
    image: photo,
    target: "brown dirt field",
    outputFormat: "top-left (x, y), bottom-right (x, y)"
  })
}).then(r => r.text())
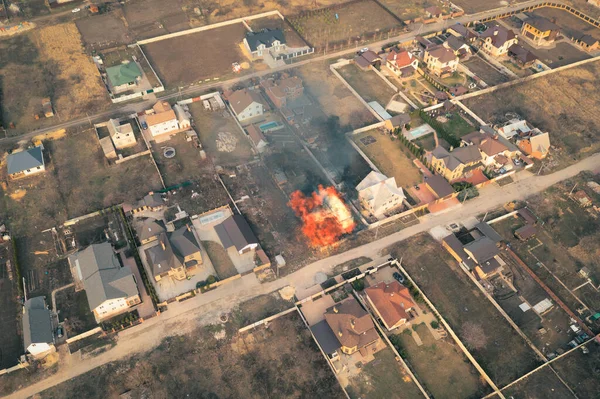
top-left (463, 56), bottom-right (510, 86)
top-left (551, 340), bottom-right (600, 398)
top-left (37, 312), bottom-right (345, 399)
top-left (296, 61), bottom-right (377, 128)
top-left (503, 366), bottom-right (576, 398)
top-left (75, 11), bottom-right (132, 49)
top-left (532, 7), bottom-right (600, 41)
top-left (123, 0), bottom-right (189, 39)
top-left (142, 23), bottom-right (248, 87)
top-left (0, 23), bottom-right (109, 134)
top-left (46, 128), bottom-right (163, 218)
top-left (338, 63), bottom-right (397, 105)
top-left (248, 15), bottom-right (308, 48)
top-left (451, 0), bottom-right (530, 14)
top-left (378, 0), bottom-right (427, 21)
top-left (289, 0), bottom-right (402, 48)
top-left (462, 60), bottom-right (600, 172)
top-left (32, 23), bottom-right (109, 120)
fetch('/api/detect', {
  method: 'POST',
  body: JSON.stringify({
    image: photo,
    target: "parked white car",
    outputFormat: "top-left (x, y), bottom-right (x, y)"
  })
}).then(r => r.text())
top-left (71, 7), bottom-right (81, 12)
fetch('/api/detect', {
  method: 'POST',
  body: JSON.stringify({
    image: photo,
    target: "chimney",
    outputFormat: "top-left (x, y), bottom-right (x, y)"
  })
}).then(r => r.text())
top-left (350, 319), bottom-right (355, 329)
top-left (333, 306), bottom-right (338, 313)
top-left (161, 240), bottom-right (166, 251)
top-left (493, 30), bottom-right (498, 36)
top-left (338, 330), bottom-right (343, 337)
top-left (186, 224), bottom-right (191, 232)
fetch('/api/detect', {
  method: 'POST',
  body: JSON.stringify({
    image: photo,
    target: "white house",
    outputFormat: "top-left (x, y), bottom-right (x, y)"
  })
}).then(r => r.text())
top-left (146, 101), bottom-right (180, 139)
top-left (68, 243), bottom-right (141, 322)
top-left (107, 119), bottom-right (136, 149)
top-left (479, 24), bottom-right (518, 57)
top-left (243, 29), bottom-right (287, 57)
top-left (173, 104), bottom-right (191, 129)
top-left (356, 171), bottom-right (406, 217)
top-left (22, 297), bottom-right (55, 358)
top-left (228, 89), bottom-right (266, 122)
top-left (6, 145), bottom-right (45, 179)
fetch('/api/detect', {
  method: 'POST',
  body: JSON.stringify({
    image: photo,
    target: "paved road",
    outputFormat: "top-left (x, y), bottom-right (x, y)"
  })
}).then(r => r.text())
top-left (0, 0), bottom-right (553, 146)
top-left (6, 150), bottom-right (598, 399)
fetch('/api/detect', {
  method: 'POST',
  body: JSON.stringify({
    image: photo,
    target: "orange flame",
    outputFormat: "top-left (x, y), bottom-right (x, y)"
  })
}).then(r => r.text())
top-left (288, 185), bottom-right (355, 247)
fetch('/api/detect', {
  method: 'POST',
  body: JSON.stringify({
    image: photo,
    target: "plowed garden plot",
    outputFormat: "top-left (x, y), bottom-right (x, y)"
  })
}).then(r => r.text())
top-left (551, 340), bottom-right (600, 398)
top-left (0, 244), bottom-right (21, 369)
top-left (289, 0), bottom-right (403, 48)
top-left (463, 56), bottom-right (509, 86)
top-left (462, 59), bottom-right (600, 172)
top-left (141, 23), bottom-right (248, 87)
top-left (451, 0), bottom-right (531, 14)
top-left (386, 234), bottom-right (542, 387)
top-left (75, 11), bottom-right (132, 49)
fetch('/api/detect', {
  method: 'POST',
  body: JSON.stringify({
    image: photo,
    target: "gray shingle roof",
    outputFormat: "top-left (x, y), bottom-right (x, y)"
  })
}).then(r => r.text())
top-left (424, 175), bottom-right (455, 198)
top-left (464, 236), bottom-right (499, 263)
top-left (7, 146), bottom-right (44, 175)
top-left (310, 319), bottom-right (341, 355)
top-left (144, 233), bottom-right (182, 277)
top-left (215, 214), bottom-right (258, 252)
top-left (23, 297), bottom-right (53, 349)
top-left (474, 222), bottom-right (503, 243)
top-left (134, 218), bottom-right (166, 243)
top-left (69, 243), bottom-right (138, 310)
top-left (245, 29), bottom-right (286, 52)
top-left (169, 226), bottom-right (200, 262)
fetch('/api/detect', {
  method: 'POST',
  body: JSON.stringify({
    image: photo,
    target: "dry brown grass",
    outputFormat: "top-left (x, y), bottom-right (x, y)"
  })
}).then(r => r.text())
top-left (32, 23), bottom-right (108, 120)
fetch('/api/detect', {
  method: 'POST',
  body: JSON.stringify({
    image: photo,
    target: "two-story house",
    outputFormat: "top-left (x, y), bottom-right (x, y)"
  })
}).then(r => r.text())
top-left (386, 48), bottom-right (419, 77)
top-left (243, 29), bottom-right (287, 57)
top-left (521, 16), bottom-right (559, 46)
top-left (356, 171), bottom-right (406, 217)
top-left (107, 119), bottom-right (136, 149)
top-left (479, 24), bottom-right (518, 57)
top-left (146, 101), bottom-right (180, 139)
top-left (423, 45), bottom-right (459, 77)
top-left (430, 145), bottom-right (482, 181)
top-left (261, 76), bottom-right (304, 108)
top-left (144, 225), bottom-right (203, 282)
top-left (68, 243), bottom-right (141, 322)
top-left (324, 297), bottom-right (380, 355)
top-left (365, 281), bottom-right (416, 331)
top-left (228, 89), bottom-right (266, 122)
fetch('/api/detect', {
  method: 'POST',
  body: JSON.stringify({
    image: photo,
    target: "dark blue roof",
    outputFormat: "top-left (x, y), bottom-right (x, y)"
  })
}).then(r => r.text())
top-left (245, 29), bottom-right (286, 52)
top-left (7, 146), bottom-right (44, 175)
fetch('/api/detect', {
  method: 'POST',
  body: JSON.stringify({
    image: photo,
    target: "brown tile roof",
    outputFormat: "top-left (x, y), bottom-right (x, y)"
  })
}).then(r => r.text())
top-left (479, 137), bottom-right (508, 156)
top-left (324, 297), bottom-right (378, 350)
top-left (152, 101), bottom-right (172, 113)
top-left (228, 89), bottom-right (265, 115)
top-left (524, 16), bottom-right (559, 33)
top-left (146, 109), bottom-right (177, 127)
top-left (427, 45), bottom-right (457, 63)
top-left (481, 25), bottom-right (516, 48)
top-left (246, 124), bottom-right (266, 146)
top-left (365, 281), bottom-right (415, 328)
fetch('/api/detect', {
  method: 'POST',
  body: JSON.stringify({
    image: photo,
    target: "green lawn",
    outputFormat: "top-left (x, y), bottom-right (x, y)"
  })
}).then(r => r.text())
top-left (441, 113), bottom-right (477, 138)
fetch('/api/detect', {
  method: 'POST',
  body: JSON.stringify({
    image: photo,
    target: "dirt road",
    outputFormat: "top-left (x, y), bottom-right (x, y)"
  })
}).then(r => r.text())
top-left (5, 151), bottom-right (599, 399)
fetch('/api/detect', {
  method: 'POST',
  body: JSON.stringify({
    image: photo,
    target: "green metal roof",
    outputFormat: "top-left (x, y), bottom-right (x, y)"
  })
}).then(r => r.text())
top-left (106, 61), bottom-right (142, 87)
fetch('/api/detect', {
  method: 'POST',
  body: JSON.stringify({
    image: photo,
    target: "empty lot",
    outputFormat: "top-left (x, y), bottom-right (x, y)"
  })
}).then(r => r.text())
top-left (289, 0), bottom-right (402, 48)
top-left (142, 23), bottom-right (248, 87)
top-left (75, 11), bottom-right (132, 49)
top-left (338, 64), bottom-right (397, 106)
top-left (354, 130), bottom-right (423, 189)
top-left (463, 59), bottom-right (600, 171)
top-left (463, 56), bottom-right (509, 86)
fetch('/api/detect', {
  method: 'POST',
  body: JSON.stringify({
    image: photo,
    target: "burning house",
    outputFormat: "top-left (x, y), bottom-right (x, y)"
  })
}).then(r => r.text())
top-left (288, 185), bottom-right (355, 247)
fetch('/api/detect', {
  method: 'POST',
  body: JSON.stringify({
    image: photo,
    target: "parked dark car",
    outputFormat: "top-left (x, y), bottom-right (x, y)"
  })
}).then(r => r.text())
top-left (393, 272), bottom-right (405, 284)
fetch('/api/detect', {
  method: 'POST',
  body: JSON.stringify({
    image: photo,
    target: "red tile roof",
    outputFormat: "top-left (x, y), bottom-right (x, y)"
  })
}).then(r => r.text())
top-left (365, 281), bottom-right (415, 328)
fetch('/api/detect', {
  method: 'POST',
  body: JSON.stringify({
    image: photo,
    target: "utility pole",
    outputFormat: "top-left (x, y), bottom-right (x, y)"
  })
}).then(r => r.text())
top-left (568, 183), bottom-right (578, 196)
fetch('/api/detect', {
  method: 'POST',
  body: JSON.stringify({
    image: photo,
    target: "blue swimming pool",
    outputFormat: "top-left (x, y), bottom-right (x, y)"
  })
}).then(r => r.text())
top-left (407, 124), bottom-right (434, 140)
top-left (259, 121), bottom-right (281, 132)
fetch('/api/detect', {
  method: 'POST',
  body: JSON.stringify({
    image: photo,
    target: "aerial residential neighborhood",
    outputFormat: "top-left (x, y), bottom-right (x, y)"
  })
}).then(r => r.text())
top-left (1, 0), bottom-right (600, 398)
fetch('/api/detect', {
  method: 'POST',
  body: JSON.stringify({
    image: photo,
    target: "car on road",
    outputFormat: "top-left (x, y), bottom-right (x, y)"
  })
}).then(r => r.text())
top-left (71, 7), bottom-right (81, 12)
top-left (141, 121), bottom-right (148, 130)
top-left (57, 326), bottom-right (64, 338)
top-left (393, 272), bottom-right (405, 284)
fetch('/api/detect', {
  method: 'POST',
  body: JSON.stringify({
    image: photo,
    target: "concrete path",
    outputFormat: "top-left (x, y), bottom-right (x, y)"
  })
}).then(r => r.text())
top-left (51, 283), bottom-right (75, 313)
